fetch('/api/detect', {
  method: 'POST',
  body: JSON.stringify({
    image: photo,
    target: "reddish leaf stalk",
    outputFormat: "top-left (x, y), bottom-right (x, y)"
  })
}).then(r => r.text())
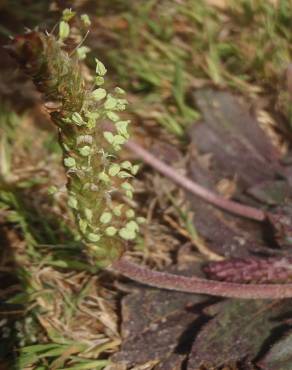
top-left (113, 258), bottom-right (292, 299)
top-left (125, 140), bottom-right (266, 222)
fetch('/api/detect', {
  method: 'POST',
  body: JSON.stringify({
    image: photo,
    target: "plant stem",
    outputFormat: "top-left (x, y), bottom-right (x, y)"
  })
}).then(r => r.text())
top-left (125, 140), bottom-right (266, 222)
top-left (113, 258), bottom-right (292, 299)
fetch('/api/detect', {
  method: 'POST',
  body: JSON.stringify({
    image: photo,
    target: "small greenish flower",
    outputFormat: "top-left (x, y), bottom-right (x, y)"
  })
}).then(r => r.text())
top-left (79, 146), bottom-right (91, 156)
top-left (68, 196), bottom-right (78, 209)
top-left (72, 112), bottom-right (86, 126)
top-left (115, 99), bottom-right (128, 111)
top-left (79, 219), bottom-right (88, 234)
top-left (59, 21), bottom-right (70, 40)
top-left (131, 164), bottom-right (140, 175)
top-left (121, 161), bottom-right (132, 170)
top-left (119, 227), bottom-right (136, 240)
top-left (105, 226), bottom-right (117, 236)
top-left (126, 220), bottom-right (139, 232)
top-left (113, 204), bottom-right (123, 217)
top-left (98, 172), bottom-right (110, 183)
top-left (114, 87), bottom-right (126, 95)
top-left (137, 217), bottom-right (146, 224)
top-left (126, 209), bottom-right (135, 218)
top-left (116, 121), bottom-right (129, 137)
top-left (95, 76), bottom-right (104, 86)
top-left (48, 185), bottom-right (58, 195)
top-left (121, 182), bottom-right (134, 191)
top-left (113, 134), bottom-right (127, 146)
top-left (92, 88), bottom-right (107, 101)
top-left (100, 212), bottom-right (112, 224)
top-left (108, 163), bottom-right (120, 176)
top-left (77, 135), bottom-right (93, 145)
top-left (103, 131), bottom-right (114, 144)
top-left (84, 208), bottom-right (93, 222)
top-left (104, 95), bottom-right (118, 110)
top-left (95, 58), bottom-right (107, 76)
top-left (62, 8), bottom-right (75, 22)
top-left (77, 46), bottom-right (90, 60)
top-left (125, 190), bottom-right (133, 199)
top-left (64, 157), bottom-right (76, 168)
top-left (87, 233), bottom-right (101, 242)
top-left (118, 171), bottom-right (132, 178)
top-left (106, 111), bottom-right (119, 122)
top-left (81, 14), bottom-right (91, 27)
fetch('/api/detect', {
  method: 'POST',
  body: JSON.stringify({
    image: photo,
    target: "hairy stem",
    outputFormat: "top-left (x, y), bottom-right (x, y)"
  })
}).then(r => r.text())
top-left (113, 258), bottom-right (292, 299)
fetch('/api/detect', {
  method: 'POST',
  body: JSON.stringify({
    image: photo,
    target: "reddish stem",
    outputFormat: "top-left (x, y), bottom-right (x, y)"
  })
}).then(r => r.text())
top-left (125, 140), bottom-right (266, 222)
top-left (113, 259), bottom-right (292, 299)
